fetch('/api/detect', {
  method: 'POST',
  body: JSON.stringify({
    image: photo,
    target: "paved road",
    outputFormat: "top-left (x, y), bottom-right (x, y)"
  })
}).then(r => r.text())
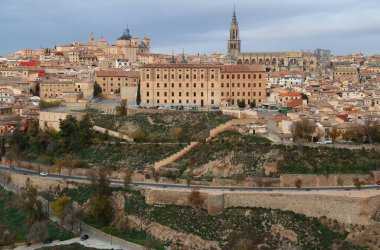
top-left (1, 165), bottom-right (379, 192)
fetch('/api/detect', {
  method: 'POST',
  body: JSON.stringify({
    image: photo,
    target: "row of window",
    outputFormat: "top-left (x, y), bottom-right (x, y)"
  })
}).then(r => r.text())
top-left (102, 83), bottom-right (132, 87)
top-left (146, 73), bottom-right (263, 80)
top-left (147, 82), bottom-right (263, 88)
top-left (101, 77), bottom-right (130, 81)
top-left (145, 98), bottom-right (262, 105)
top-left (146, 99), bottom-right (215, 104)
top-left (146, 91), bottom-right (262, 97)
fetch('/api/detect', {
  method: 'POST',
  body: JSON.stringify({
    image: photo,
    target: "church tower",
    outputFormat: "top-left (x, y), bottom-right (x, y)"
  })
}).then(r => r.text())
top-left (228, 6), bottom-right (241, 55)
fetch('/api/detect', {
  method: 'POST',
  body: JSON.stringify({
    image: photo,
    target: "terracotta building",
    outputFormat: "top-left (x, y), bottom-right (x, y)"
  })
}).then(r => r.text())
top-left (140, 63), bottom-right (266, 107)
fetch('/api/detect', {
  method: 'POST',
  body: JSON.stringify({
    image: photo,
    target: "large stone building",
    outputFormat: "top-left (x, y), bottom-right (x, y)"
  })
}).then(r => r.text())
top-left (95, 70), bottom-right (140, 98)
top-left (140, 63), bottom-right (266, 107)
top-left (225, 8), bottom-right (318, 73)
top-left (333, 66), bottom-right (359, 83)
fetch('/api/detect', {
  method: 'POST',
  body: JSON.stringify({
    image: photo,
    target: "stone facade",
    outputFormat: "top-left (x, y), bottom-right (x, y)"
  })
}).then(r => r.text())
top-left (140, 64), bottom-right (266, 107)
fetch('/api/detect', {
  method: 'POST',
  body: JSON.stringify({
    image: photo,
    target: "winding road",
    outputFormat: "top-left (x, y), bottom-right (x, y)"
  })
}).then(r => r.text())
top-left (1, 165), bottom-right (379, 192)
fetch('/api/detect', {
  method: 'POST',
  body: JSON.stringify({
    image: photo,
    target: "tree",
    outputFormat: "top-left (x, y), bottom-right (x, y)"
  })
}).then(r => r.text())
top-left (51, 196), bottom-right (71, 223)
top-left (291, 119), bottom-right (315, 142)
top-left (116, 99), bottom-right (127, 116)
top-left (93, 82), bottom-right (102, 98)
top-left (87, 166), bottom-right (113, 225)
top-left (237, 100), bottom-right (246, 109)
top-left (301, 93), bottom-right (309, 101)
top-left (136, 81), bottom-right (141, 106)
top-left (27, 221), bottom-right (47, 243)
top-left (77, 114), bottom-right (93, 146)
top-left (0, 137), bottom-right (5, 158)
top-left (21, 184), bottom-right (45, 225)
top-left (294, 178), bottom-right (302, 188)
top-left (328, 126), bottom-right (341, 143)
top-left (123, 168), bottom-right (133, 190)
top-left (187, 189), bottom-right (205, 208)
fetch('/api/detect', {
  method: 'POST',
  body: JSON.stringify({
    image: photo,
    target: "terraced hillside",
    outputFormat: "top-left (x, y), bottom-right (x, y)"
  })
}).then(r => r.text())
top-left (170, 130), bottom-right (380, 179)
top-left (90, 111), bottom-right (233, 142)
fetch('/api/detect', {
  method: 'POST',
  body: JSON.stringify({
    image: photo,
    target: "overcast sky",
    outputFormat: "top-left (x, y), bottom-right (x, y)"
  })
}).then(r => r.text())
top-left (1, 0), bottom-right (380, 56)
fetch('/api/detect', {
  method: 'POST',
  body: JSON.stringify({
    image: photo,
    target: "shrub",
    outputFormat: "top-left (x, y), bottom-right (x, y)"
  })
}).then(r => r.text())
top-left (294, 178), bottom-right (302, 188)
top-left (187, 189), bottom-right (205, 208)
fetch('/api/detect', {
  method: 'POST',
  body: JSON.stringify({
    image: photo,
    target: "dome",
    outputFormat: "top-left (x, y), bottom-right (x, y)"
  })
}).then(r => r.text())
top-left (117, 28), bottom-right (132, 41)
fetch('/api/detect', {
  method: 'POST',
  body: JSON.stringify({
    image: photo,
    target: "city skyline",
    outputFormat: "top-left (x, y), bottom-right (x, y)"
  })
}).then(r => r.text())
top-left (1, 0), bottom-right (380, 56)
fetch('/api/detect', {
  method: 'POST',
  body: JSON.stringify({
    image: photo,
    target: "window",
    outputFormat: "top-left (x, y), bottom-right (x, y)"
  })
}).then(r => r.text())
top-left (103, 78), bottom-right (106, 81)
top-left (221, 83), bottom-right (224, 88)
top-left (172, 100), bottom-right (174, 103)
top-left (179, 100), bottom-right (182, 103)
top-left (164, 99), bottom-right (167, 103)
top-left (254, 74), bottom-right (256, 79)
top-left (179, 92), bottom-right (182, 97)
top-left (186, 92), bottom-right (189, 97)
top-left (157, 91), bottom-right (160, 96)
top-left (171, 92), bottom-right (174, 97)
top-left (171, 83), bottom-right (174, 88)
top-left (259, 83), bottom-right (262, 87)
top-left (248, 83), bottom-right (251, 88)
top-left (232, 92), bottom-right (235, 96)
top-left (243, 83), bottom-right (245, 88)
top-left (171, 74), bottom-right (174, 78)
top-left (118, 78), bottom-right (120, 81)
top-left (157, 83), bottom-right (160, 88)
top-left (194, 83), bottom-right (196, 88)
top-left (164, 92), bottom-right (167, 97)
top-left (232, 83), bottom-right (235, 88)
top-left (201, 92), bottom-right (204, 97)
top-left (221, 75), bottom-right (224, 79)
top-left (221, 92), bottom-right (224, 96)
top-left (194, 92), bottom-right (196, 97)
top-left (211, 74), bottom-right (214, 79)
top-left (232, 74), bottom-right (235, 79)
top-left (254, 83), bottom-right (256, 88)
top-left (237, 92), bottom-right (240, 96)
top-left (211, 100), bottom-right (214, 104)
top-left (237, 83), bottom-right (240, 88)
top-left (211, 83), bottom-right (214, 88)
top-left (111, 78), bottom-right (113, 81)
top-left (186, 74), bottom-right (189, 79)
top-left (248, 92), bottom-right (250, 96)
top-left (243, 74), bottom-right (245, 79)
top-left (226, 74), bottom-right (229, 79)
top-left (237, 74), bottom-right (240, 79)
top-left (211, 92), bottom-right (214, 97)
top-left (227, 83), bottom-right (229, 88)
top-left (201, 74), bottom-right (204, 79)
top-left (253, 92), bottom-right (256, 96)
top-left (179, 75), bottom-right (182, 79)
top-left (156, 74), bottom-right (160, 79)
top-left (186, 100), bottom-right (189, 103)
top-left (186, 83), bottom-right (189, 88)
top-left (259, 74), bottom-right (262, 79)
top-left (157, 100), bottom-right (160, 103)
top-left (201, 83), bottom-right (203, 88)
top-left (194, 75), bottom-right (197, 79)
top-left (193, 100), bottom-right (196, 104)
top-left (248, 74), bottom-right (251, 79)
top-left (164, 83), bottom-right (167, 88)
top-left (147, 83), bottom-right (149, 88)
top-left (164, 74), bottom-right (167, 79)
top-left (147, 92), bottom-right (149, 96)
top-left (259, 92), bottom-right (261, 96)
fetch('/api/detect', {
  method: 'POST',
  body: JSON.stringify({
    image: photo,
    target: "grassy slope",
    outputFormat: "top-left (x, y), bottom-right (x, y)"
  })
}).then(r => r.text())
top-left (0, 188), bottom-right (74, 244)
top-left (64, 187), bottom-right (361, 249)
top-left (173, 130), bottom-right (380, 177)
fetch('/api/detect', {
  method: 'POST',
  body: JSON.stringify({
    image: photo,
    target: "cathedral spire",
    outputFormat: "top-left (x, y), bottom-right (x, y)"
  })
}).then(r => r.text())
top-left (232, 4), bottom-right (237, 22)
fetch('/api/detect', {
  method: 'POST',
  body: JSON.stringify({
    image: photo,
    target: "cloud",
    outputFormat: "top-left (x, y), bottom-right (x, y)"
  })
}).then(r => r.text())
top-left (0, 0), bottom-right (379, 55)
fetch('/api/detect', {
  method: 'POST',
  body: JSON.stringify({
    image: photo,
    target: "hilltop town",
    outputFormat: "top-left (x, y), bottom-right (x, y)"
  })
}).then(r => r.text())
top-left (0, 7), bottom-right (379, 250)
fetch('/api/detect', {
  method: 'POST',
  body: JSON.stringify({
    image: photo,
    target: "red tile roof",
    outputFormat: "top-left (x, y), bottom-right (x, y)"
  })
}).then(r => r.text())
top-left (286, 99), bottom-right (304, 107)
top-left (96, 70), bottom-right (140, 78)
top-left (279, 92), bottom-right (302, 97)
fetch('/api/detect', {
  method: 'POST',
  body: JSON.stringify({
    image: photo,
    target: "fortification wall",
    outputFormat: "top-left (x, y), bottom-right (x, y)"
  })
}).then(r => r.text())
top-left (145, 188), bottom-right (380, 225)
top-left (280, 174), bottom-right (374, 187)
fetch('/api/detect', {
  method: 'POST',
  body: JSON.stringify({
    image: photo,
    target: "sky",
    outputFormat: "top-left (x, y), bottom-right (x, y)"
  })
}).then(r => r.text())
top-left (1, 0), bottom-right (380, 56)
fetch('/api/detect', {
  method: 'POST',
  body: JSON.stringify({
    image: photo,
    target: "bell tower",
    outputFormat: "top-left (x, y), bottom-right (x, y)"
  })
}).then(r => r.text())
top-left (228, 6), bottom-right (241, 55)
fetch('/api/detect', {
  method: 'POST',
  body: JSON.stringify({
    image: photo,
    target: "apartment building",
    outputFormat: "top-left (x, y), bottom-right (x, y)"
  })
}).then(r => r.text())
top-left (40, 79), bottom-right (76, 99)
top-left (333, 66), bottom-right (359, 83)
top-left (140, 63), bottom-right (266, 107)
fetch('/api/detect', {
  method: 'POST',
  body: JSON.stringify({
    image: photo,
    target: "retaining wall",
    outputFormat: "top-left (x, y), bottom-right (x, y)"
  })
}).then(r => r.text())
top-left (145, 188), bottom-right (380, 225)
top-left (93, 125), bottom-right (134, 142)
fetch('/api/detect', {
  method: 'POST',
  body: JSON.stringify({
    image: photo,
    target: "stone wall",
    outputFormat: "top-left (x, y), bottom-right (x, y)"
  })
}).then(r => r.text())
top-left (154, 142), bottom-right (199, 171)
top-left (280, 174), bottom-right (374, 187)
top-left (145, 188), bottom-right (380, 226)
top-left (93, 125), bottom-right (134, 142)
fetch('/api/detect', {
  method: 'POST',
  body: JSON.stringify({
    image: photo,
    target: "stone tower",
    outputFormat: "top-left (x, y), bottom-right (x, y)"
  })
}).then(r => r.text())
top-left (228, 6), bottom-right (241, 55)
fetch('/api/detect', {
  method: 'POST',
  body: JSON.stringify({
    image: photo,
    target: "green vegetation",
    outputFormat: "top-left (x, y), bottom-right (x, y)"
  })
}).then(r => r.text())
top-left (7, 115), bottom-right (184, 171)
top-left (62, 186), bottom-right (361, 250)
top-left (90, 111), bottom-right (232, 142)
top-left (0, 188), bottom-right (73, 246)
top-left (37, 243), bottom-right (108, 250)
top-left (172, 130), bottom-right (380, 178)
top-left (38, 100), bottom-right (61, 110)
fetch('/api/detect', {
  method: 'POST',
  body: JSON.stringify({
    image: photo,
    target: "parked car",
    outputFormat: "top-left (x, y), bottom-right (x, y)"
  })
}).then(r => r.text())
top-left (316, 141), bottom-right (327, 145)
top-left (43, 239), bottom-right (52, 244)
top-left (39, 172), bottom-right (48, 177)
top-left (376, 180), bottom-right (380, 185)
top-left (80, 234), bottom-right (89, 241)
